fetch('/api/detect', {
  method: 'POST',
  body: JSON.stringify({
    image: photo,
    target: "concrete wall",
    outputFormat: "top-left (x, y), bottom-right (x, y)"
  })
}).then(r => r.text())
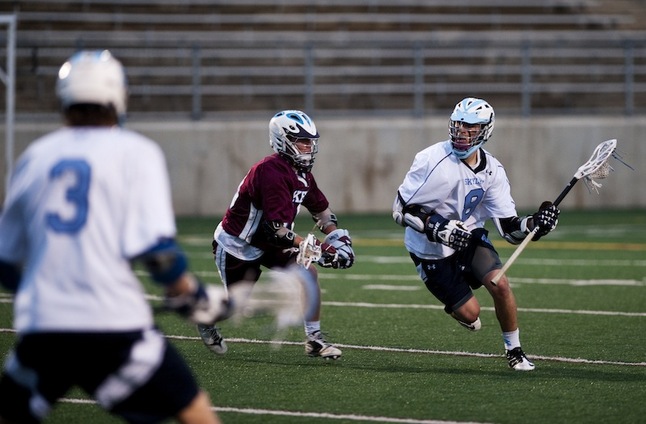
top-left (1, 116), bottom-right (643, 216)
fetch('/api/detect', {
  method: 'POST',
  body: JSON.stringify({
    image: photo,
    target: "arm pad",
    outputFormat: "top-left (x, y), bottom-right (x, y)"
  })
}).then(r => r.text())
top-left (136, 238), bottom-right (188, 285)
top-left (493, 216), bottom-right (530, 245)
top-left (392, 194), bottom-right (432, 233)
top-left (261, 220), bottom-right (297, 248)
top-left (311, 208), bottom-right (338, 232)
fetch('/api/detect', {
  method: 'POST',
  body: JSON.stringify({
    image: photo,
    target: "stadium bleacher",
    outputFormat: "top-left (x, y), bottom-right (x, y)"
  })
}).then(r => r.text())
top-left (1, 0), bottom-right (646, 119)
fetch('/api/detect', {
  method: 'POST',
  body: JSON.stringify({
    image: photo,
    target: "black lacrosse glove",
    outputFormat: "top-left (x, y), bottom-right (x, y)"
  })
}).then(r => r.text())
top-left (530, 201), bottom-right (560, 241)
top-left (425, 216), bottom-right (472, 251)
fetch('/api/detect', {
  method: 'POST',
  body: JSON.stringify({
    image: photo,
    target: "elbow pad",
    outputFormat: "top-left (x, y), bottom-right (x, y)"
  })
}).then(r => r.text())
top-left (494, 216), bottom-right (530, 245)
top-left (137, 238), bottom-right (188, 285)
top-left (311, 208), bottom-right (338, 232)
top-left (262, 220), bottom-right (297, 248)
top-left (392, 195), bottom-right (432, 233)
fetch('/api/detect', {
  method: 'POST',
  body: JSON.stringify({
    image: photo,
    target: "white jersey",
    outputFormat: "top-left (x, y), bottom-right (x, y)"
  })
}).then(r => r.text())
top-left (396, 141), bottom-right (518, 260)
top-left (0, 126), bottom-right (176, 333)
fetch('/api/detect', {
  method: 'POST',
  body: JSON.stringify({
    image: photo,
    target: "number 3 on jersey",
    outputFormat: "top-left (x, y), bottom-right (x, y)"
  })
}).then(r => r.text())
top-left (46, 159), bottom-right (91, 233)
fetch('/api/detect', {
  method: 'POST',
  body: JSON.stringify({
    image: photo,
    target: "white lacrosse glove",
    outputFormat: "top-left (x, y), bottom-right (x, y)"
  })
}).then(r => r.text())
top-left (321, 229), bottom-right (355, 269)
top-left (163, 276), bottom-right (232, 325)
top-left (425, 217), bottom-right (472, 251)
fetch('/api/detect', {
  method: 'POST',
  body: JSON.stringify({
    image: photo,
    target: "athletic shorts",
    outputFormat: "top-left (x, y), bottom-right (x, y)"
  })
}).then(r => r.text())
top-left (0, 328), bottom-right (200, 424)
top-left (410, 228), bottom-right (502, 314)
top-left (212, 240), bottom-right (296, 287)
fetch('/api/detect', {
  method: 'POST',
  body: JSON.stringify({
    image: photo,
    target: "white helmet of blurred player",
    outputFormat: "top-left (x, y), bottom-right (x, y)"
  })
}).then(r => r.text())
top-left (448, 97), bottom-right (495, 159)
top-left (269, 110), bottom-right (320, 171)
top-left (56, 50), bottom-right (127, 117)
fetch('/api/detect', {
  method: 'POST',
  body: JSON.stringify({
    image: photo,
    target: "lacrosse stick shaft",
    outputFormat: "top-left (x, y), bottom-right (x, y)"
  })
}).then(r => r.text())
top-left (490, 226), bottom-right (537, 285)
top-left (490, 178), bottom-right (577, 286)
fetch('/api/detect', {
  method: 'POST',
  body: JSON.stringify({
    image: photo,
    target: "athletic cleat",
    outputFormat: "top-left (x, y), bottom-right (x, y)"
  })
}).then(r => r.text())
top-left (506, 347), bottom-right (535, 371)
top-left (197, 324), bottom-right (228, 355)
top-left (305, 330), bottom-right (342, 360)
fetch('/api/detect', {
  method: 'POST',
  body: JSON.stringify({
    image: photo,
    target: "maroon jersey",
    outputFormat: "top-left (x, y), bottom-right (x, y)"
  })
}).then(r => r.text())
top-left (220, 153), bottom-right (329, 254)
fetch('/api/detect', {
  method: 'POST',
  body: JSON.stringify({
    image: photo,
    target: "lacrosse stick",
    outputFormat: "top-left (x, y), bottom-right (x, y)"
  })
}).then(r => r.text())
top-left (296, 233), bottom-right (322, 269)
top-left (229, 264), bottom-right (320, 338)
top-left (490, 139), bottom-right (619, 286)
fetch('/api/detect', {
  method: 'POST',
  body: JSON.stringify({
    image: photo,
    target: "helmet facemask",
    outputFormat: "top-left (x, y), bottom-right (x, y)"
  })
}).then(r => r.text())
top-left (284, 134), bottom-right (319, 170)
top-left (449, 121), bottom-right (489, 159)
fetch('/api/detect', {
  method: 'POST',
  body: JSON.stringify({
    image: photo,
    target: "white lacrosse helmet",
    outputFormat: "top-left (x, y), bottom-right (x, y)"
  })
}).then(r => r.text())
top-left (269, 110), bottom-right (320, 171)
top-left (448, 97), bottom-right (495, 159)
top-left (56, 50), bottom-right (127, 117)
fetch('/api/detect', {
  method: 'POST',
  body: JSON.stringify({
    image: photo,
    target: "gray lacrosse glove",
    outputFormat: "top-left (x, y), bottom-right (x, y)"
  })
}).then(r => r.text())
top-left (322, 229), bottom-right (355, 269)
top-left (530, 201), bottom-right (560, 241)
top-left (425, 216), bottom-right (472, 251)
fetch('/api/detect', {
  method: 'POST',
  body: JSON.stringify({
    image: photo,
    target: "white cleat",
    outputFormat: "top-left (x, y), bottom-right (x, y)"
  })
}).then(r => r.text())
top-left (197, 324), bottom-right (228, 355)
top-left (506, 347), bottom-right (535, 371)
top-left (305, 331), bottom-right (342, 360)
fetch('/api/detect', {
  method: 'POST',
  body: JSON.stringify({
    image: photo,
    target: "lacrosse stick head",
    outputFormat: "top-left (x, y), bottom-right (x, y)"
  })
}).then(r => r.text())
top-left (296, 233), bottom-right (321, 269)
top-left (574, 139), bottom-right (616, 194)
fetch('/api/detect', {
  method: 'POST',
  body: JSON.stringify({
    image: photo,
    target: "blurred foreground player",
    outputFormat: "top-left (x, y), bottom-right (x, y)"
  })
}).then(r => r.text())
top-left (0, 50), bottom-right (227, 423)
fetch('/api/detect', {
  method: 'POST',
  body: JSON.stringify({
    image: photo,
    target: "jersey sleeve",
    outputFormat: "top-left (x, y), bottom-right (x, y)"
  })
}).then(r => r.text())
top-left (482, 162), bottom-right (518, 218)
top-left (397, 147), bottom-right (452, 210)
top-left (0, 154), bottom-right (31, 264)
top-left (121, 138), bottom-right (177, 258)
top-left (303, 174), bottom-right (329, 214)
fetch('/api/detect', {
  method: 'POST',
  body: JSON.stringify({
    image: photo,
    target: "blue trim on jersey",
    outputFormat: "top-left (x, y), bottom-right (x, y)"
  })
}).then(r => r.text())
top-left (138, 238), bottom-right (188, 286)
top-left (0, 260), bottom-right (21, 292)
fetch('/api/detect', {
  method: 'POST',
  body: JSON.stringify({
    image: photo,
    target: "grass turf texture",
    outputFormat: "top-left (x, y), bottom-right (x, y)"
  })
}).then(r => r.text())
top-left (0, 209), bottom-right (645, 424)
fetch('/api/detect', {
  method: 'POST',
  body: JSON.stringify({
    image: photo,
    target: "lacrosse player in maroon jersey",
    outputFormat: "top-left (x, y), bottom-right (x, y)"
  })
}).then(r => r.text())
top-left (393, 98), bottom-right (560, 371)
top-left (197, 110), bottom-right (355, 360)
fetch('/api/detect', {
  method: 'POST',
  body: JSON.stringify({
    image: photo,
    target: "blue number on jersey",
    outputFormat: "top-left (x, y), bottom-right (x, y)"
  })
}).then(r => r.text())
top-left (462, 188), bottom-right (484, 221)
top-left (46, 159), bottom-right (91, 233)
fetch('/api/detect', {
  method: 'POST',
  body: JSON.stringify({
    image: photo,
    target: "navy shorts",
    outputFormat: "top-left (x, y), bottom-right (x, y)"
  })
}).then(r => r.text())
top-left (0, 328), bottom-right (200, 424)
top-left (410, 228), bottom-right (502, 314)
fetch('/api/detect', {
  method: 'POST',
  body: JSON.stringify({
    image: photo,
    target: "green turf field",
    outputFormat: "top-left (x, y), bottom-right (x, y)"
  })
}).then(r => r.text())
top-left (1, 209), bottom-right (645, 424)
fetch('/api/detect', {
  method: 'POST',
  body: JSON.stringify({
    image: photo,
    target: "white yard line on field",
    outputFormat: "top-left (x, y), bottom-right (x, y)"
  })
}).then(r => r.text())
top-left (58, 398), bottom-right (489, 424)
top-left (367, 256), bottom-right (646, 267)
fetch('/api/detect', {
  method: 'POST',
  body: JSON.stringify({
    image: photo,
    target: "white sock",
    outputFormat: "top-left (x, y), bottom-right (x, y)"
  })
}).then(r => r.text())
top-left (503, 328), bottom-right (521, 351)
top-left (305, 321), bottom-right (321, 338)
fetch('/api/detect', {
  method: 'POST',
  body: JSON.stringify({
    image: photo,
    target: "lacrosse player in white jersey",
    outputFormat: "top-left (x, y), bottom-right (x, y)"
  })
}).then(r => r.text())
top-left (0, 50), bottom-right (227, 423)
top-left (393, 97), bottom-right (560, 371)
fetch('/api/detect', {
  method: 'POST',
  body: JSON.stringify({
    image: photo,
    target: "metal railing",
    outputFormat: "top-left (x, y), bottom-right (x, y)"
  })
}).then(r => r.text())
top-left (9, 36), bottom-right (646, 119)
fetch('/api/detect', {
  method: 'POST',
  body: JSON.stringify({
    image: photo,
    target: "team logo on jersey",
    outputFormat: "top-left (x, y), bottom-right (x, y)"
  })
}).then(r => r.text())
top-left (464, 177), bottom-right (485, 186)
top-left (293, 190), bottom-right (308, 204)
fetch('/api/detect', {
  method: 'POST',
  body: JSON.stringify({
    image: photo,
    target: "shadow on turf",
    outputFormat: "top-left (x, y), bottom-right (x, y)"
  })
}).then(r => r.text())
top-left (214, 348), bottom-right (644, 383)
